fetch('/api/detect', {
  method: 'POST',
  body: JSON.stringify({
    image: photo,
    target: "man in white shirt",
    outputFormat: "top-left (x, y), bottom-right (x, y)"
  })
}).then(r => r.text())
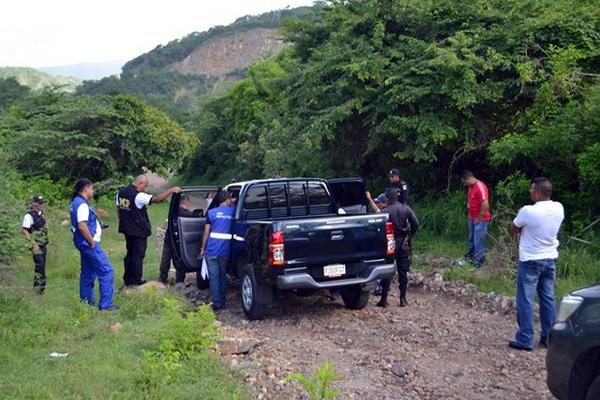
top-left (116, 174), bottom-right (181, 286)
top-left (21, 195), bottom-right (49, 294)
top-left (509, 177), bottom-right (564, 351)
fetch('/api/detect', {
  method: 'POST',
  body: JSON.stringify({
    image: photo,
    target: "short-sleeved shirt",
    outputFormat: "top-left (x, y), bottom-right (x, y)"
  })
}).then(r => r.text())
top-left (115, 191), bottom-right (153, 209)
top-left (467, 180), bottom-right (491, 221)
top-left (22, 213), bottom-right (38, 229)
top-left (513, 200), bottom-right (564, 262)
top-left (205, 205), bottom-right (235, 258)
top-left (77, 203), bottom-right (102, 242)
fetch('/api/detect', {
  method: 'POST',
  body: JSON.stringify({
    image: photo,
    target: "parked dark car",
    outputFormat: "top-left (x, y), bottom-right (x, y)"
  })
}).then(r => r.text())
top-left (546, 283), bottom-right (600, 400)
top-left (166, 178), bottom-right (397, 320)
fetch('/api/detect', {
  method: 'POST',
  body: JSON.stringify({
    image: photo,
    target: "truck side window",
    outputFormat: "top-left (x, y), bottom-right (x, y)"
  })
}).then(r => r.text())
top-left (245, 185), bottom-right (268, 209)
top-left (288, 182), bottom-right (307, 207)
top-left (268, 185), bottom-right (287, 208)
top-left (307, 182), bottom-right (330, 205)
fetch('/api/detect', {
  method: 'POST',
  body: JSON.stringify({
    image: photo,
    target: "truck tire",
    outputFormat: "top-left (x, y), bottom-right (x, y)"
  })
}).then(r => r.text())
top-left (241, 265), bottom-right (269, 320)
top-left (341, 285), bottom-right (369, 310)
top-left (586, 374), bottom-right (600, 400)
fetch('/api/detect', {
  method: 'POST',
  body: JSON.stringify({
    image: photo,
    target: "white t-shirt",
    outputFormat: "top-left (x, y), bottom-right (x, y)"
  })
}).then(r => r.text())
top-left (115, 191), bottom-right (153, 209)
top-left (22, 212), bottom-right (40, 229)
top-left (77, 203), bottom-right (102, 242)
top-left (513, 200), bottom-right (564, 261)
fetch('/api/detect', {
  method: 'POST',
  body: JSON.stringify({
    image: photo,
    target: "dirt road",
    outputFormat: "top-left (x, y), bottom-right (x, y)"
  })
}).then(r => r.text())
top-left (179, 277), bottom-right (554, 400)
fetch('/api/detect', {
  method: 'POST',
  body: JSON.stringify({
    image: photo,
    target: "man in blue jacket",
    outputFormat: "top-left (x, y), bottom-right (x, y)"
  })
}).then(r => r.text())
top-left (200, 191), bottom-right (234, 311)
top-left (70, 178), bottom-right (115, 310)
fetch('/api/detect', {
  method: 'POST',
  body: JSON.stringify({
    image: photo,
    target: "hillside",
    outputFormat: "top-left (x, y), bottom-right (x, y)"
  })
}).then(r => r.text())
top-left (0, 67), bottom-right (81, 92)
top-left (76, 5), bottom-right (325, 123)
top-left (38, 60), bottom-right (124, 80)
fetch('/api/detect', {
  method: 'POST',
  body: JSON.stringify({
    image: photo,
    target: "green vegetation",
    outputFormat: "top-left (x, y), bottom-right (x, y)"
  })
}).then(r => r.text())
top-left (288, 362), bottom-right (341, 400)
top-left (0, 66), bottom-right (81, 92)
top-left (0, 201), bottom-right (243, 399)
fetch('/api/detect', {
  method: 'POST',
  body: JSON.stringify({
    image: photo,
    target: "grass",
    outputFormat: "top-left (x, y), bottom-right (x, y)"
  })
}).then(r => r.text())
top-left (412, 228), bottom-right (600, 300)
top-left (0, 198), bottom-right (245, 399)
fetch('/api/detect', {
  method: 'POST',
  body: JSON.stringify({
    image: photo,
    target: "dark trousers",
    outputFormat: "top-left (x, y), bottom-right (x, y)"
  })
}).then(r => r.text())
top-left (123, 235), bottom-right (147, 285)
top-left (32, 245), bottom-right (47, 293)
top-left (158, 237), bottom-right (185, 283)
top-left (381, 242), bottom-right (411, 301)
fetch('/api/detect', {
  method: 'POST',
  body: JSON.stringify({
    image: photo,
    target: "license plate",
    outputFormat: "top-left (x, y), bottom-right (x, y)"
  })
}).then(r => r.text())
top-left (324, 264), bottom-right (346, 278)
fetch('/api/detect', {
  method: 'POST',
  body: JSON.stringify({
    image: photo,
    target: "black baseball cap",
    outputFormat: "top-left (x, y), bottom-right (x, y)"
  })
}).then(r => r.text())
top-left (32, 195), bottom-right (45, 204)
top-left (388, 168), bottom-right (400, 177)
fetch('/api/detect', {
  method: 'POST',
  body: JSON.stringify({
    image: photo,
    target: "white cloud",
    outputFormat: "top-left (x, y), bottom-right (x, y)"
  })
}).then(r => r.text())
top-left (0, 0), bottom-right (316, 67)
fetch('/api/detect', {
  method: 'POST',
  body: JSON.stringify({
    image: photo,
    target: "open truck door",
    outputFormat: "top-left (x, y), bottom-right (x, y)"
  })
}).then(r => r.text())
top-left (327, 178), bottom-right (368, 215)
top-left (167, 185), bottom-right (220, 288)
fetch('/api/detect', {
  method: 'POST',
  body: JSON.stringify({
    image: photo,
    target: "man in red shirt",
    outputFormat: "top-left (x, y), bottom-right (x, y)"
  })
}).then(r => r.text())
top-left (461, 170), bottom-right (491, 268)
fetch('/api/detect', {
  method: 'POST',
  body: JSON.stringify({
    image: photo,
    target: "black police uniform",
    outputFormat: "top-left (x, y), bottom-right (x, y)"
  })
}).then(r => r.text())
top-left (24, 209), bottom-right (49, 293)
top-left (117, 185), bottom-right (152, 286)
top-left (158, 206), bottom-right (195, 284)
top-left (389, 180), bottom-right (410, 206)
top-left (380, 200), bottom-right (419, 306)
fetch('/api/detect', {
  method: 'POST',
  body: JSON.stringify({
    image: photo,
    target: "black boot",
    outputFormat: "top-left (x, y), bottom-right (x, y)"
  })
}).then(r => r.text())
top-left (377, 297), bottom-right (388, 308)
top-left (400, 296), bottom-right (408, 307)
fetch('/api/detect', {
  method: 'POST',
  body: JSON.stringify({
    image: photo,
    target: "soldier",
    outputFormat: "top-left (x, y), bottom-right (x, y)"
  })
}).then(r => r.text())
top-left (21, 196), bottom-right (49, 294)
top-left (388, 168), bottom-right (409, 205)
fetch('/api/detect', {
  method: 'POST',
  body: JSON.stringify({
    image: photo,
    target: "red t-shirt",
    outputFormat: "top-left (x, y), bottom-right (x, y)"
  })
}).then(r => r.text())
top-left (467, 180), bottom-right (491, 221)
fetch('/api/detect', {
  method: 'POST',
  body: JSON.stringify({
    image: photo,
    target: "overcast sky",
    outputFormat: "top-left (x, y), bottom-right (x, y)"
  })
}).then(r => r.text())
top-left (0, 0), bottom-right (316, 68)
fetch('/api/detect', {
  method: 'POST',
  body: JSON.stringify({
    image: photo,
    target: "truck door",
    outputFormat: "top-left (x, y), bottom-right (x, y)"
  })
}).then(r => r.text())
top-left (327, 178), bottom-right (368, 214)
top-left (168, 186), bottom-right (220, 276)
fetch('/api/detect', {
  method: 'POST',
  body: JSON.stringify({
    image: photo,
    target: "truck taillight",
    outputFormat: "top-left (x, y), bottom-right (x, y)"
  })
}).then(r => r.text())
top-left (386, 222), bottom-right (396, 255)
top-left (268, 231), bottom-right (285, 266)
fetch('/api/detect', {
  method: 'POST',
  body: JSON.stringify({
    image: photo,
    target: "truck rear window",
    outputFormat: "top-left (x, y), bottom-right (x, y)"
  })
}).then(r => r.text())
top-left (288, 182), bottom-right (307, 207)
top-left (269, 185), bottom-right (287, 208)
top-left (307, 182), bottom-right (330, 205)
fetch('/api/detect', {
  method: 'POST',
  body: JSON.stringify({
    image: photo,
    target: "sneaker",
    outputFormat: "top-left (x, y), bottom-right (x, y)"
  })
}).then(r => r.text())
top-left (508, 341), bottom-right (533, 352)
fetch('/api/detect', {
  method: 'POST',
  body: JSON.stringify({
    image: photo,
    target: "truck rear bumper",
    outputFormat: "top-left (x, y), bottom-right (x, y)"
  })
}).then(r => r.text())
top-left (276, 263), bottom-right (396, 290)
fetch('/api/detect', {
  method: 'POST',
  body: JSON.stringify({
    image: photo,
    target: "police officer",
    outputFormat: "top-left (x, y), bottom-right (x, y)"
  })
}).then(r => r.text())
top-left (388, 168), bottom-right (409, 205)
top-left (70, 179), bottom-right (115, 309)
top-left (378, 188), bottom-right (419, 308)
top-left (21, 195), bottom-right (49, 294)
top-left (200, 191), bottom-right (234, 311)
top-left (116, 174), bottom-right (181, 286)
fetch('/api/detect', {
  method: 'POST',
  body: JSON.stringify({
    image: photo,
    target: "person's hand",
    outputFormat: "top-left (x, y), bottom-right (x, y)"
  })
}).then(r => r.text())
top-left (473, 217), bottom-right (481, 225)
top-left (90, 240), bottom-right (97, 248)
top-left (31, 243), bottom-right (40, 254)
top-left (198, 248), bottom-right (205, 259)
top-left (171, 186), bottom-right (182, 194)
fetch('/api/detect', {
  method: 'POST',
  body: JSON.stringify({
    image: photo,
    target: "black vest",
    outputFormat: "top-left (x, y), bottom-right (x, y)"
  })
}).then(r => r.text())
top-left (27, 210), bottom-right (49, 245)
top-left (117, 185), bottom-right (152, 238)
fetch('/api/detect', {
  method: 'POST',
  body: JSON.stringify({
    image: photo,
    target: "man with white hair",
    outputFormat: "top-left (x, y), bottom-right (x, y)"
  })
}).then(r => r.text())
top-left (116, 174), bottom-right (181, 286)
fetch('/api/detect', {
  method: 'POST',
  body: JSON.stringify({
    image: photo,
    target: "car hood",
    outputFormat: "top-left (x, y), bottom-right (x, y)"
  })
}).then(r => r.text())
top-left (572, 283), bottom-right (600, 299)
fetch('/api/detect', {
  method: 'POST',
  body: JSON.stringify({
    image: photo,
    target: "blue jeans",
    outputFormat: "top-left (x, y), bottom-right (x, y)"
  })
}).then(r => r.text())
top-left (515, 259), bottom-right (556, 348)
top-left (466, 219), bottom-right (489, 267)
top-left (77, 242), bottom-right (114, 310)
top-left (206, 256), bottom-right (228, 308)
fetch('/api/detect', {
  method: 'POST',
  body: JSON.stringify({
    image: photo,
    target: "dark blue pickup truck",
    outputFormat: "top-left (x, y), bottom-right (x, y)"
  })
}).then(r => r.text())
top-left (167, 178), bottom-right (397, 319)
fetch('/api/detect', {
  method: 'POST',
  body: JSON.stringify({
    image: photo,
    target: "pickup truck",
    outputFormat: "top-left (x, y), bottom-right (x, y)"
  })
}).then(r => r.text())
top-left (166, 178), bottom-right (397, 320)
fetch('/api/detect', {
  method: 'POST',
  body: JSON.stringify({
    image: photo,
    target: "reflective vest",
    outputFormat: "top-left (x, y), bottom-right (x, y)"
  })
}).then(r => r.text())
top-left (70, 195), bottom-right (97, 248)
top-left (205, 205), bottom-right (235, 257)
top-left (117, 185), bottom-right (151, 238)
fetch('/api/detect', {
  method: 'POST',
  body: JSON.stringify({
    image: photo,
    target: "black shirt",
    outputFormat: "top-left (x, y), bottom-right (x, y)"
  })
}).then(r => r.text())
top-left (382, 201), bottom-right (419, 237)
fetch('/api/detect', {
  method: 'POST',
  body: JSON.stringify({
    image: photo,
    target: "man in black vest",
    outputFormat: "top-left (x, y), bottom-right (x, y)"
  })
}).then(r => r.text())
top-left (117, 175), bottom-right (181, 286)
top-left (21, 195), bottom-right (49, 294)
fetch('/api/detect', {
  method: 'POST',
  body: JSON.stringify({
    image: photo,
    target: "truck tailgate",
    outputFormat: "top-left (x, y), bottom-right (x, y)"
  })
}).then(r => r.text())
top-left (281, 214), bottom-right (388, 266)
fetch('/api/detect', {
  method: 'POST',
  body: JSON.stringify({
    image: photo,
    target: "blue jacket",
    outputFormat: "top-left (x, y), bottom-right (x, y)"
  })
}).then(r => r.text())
top-left (205, 205), bottom-right (234, 257)
top-left (70, 195), bottom-right (97, 248)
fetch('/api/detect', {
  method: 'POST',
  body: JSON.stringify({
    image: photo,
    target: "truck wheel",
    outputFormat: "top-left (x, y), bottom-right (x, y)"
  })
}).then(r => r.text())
top-left (196, 271), bottom-right (209, 290)
top-left (241, 265), bottom-right (269, 320)
top-left (341, 285), bottom-right (369, 310)
top-left (586, 374), bottom-right (600, 400)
